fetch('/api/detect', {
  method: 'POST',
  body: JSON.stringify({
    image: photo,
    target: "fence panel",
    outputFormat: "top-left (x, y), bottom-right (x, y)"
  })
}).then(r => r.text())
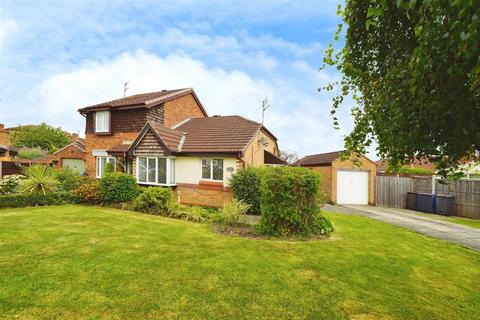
top-left (376, 176), bottom-right (412, 208)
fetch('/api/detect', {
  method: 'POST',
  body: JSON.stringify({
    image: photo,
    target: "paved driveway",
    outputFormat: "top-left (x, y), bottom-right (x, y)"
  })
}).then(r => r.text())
top-left (324, 204), bottom-right (480, 251)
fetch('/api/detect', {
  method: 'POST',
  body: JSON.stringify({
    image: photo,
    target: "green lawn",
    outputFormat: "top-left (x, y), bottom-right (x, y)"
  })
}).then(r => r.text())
top-left (0, 206), bottom-right (479, 319)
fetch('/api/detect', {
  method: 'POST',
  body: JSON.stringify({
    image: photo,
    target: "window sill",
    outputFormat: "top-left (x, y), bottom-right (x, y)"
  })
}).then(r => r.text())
top-left (137, 181), bottom-right (177, 187)
top-left (95, 132), bottom-right (112, 136)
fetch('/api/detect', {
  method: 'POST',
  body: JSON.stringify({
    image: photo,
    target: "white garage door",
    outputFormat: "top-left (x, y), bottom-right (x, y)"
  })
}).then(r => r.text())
top-left (63, 159), bottom-right (86, 174)
top-left (337, 170), bottom-right (369, 204)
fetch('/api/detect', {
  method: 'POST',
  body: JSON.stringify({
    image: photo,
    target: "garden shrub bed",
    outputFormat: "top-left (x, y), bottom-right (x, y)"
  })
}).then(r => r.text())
top-left (0, 192), bottom-right (78, 209)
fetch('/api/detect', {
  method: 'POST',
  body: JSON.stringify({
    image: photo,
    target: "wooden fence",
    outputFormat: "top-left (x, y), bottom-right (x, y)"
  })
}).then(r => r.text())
top-left (376, 175), bottom-right (480, 219)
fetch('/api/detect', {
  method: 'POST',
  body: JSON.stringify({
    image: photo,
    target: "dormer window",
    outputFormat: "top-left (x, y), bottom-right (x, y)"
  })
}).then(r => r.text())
top-left (95, 111), bottom-right (110, 133)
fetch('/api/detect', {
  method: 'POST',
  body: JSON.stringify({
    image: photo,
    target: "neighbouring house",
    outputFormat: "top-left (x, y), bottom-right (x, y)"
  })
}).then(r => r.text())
top-left (49, 134), bottom-right (86, 174)
top-left (78, 88), bottom-right (284, 207)
top-left (0, 124), bottom-right (18, 161)
top-left (297, 151), bottom-right (376, 205)
top-left (375, 158), bottom-right (436, 174)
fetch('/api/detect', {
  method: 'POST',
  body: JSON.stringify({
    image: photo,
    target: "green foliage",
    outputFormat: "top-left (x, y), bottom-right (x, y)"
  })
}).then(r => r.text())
top-left (257, 166), bottom-right (332, 237)
top-left (221, 199), bottom-right (250, 226)
top-left (74, 177), bottom-right (102, 204)
top-left (323, 1), bottom-right (480, 174)
top-left (0, 192), bottom-right (77, 208)
top-left (133, 187), bottom-right (173, 215)
top-left (18, 147), bottom-right (48, 160)
top-left (55, 168), bottom-right (82, 191)
top-left (0, 176), bottom-right (20, 195)
top-left (100, 173), bottom-right (138, 203)
top-left (230, 166), bottom-right (265, 214)
top-left (10, 123), bottom-right (72, 153)
top-left (386, 166), bottom-right (434, 175)
top-left (103, 162), bottom-right (114, 174)
top-left (19, 165), bottom-right (59, 195)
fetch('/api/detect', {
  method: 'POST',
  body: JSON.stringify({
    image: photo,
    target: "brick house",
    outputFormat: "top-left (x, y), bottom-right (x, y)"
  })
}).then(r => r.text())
top-left (297, 151), bottom-right (376, 205)
top-left (78, 88), bottom-right (284, 207)
top-left (50, 134), bottom-right (86, 174)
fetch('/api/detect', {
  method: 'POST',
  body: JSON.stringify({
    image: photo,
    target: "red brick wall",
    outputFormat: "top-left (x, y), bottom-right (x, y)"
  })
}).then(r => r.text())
top-left (164, 94), bottom-right (206, 128)
top-left (52, 145), bottom-right (85, 168)
top-left (85, 132), bottom-right (138, 176)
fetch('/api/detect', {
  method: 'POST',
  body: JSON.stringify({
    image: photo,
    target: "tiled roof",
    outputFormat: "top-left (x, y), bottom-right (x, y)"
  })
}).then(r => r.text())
top-left (175, 116), bottom-right (263, 154)
top-left (297, 150), bottom-right (345, 166)
top-left (264, 150), bottom-right (286, 165)
top-left (150, 122), bottom-right (184, 152)
top-left (78, 88), bottom-right (207, 116)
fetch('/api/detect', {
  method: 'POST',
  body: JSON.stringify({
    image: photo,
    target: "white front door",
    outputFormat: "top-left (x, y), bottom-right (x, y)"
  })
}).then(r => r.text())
top-left (337, 170), bottom-right (369, 204)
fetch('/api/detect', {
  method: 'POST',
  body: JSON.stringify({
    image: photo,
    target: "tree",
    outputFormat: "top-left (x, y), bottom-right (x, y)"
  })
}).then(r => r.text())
top-left (10, 123), bottom-right (71, 153)
top-left (323, 1), bottom-right (480, 175)
top-left (279, 149), bottom-right (299, 165)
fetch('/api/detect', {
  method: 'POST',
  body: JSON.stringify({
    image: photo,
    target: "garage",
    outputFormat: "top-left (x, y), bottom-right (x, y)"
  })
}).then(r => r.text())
top-left (336, 170), bottom-right (369, 204)
top-left (62, 158), bottom-right (86, 174)
top-left (297, 150), bottom-right (376, 205)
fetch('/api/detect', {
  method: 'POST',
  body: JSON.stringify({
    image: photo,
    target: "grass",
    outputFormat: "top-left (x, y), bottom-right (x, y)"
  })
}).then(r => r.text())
top-left (0, 205), bottom-right (479, 319)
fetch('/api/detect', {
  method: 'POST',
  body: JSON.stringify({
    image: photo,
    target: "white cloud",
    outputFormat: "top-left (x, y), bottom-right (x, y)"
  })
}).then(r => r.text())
top-left (35, 50), bottom-right (354, 157)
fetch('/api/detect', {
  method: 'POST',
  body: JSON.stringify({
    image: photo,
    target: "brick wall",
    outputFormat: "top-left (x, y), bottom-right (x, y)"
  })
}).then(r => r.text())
top-left (241, 129), bottom-right (279, 166)
top-left (163, 93), bottom-right (206, 128)
top-left (309, 166), bottom-right (333, 203)
top-left (175, 184), bottom-right (232, 208)
top-left (85, 132), bottom-right (138, 176)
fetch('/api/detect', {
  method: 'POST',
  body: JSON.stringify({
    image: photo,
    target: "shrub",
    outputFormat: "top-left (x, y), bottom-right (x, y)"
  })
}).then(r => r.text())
top-left (18, 147), bottom-right (48, 160)
top-left (221, 199), bottom-right (250, 226)
top-left (133, 187), bottom-right (173, 214)
top-left (75, 178), bottom-right (102, 204)
top-left (19, 165), bottom-right (59, 195)
top-left (230, 166), bottom-right (265, 214)
top-left (55, 168), bottom-right (82, 191)
top-left (386, 165), bottom-right (434, 175)
top-left (100, 173), bottom-right (138, 203)
top-left (0, 192), bottom-right (77, 208)
top-left (104, 162), bottom-right (114, 174)
top-left (257, 166), bottom-right (333, 237)
top-left (0, 175), bottom-right (21, 195)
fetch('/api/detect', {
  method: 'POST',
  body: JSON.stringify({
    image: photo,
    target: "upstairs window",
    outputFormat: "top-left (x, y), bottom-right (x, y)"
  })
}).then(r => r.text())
top-left (95, 111), bottom-right (110, 133)
top-left (201, 159), bottom-right (223, 181)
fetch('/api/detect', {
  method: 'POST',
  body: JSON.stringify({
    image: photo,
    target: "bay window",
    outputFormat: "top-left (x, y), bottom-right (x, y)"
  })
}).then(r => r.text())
top-left (201, 159), bottom-right (223, 181)
top-left (136, 157), bottom-right (175, 185)
top-left (95, 156), bottom-right (115, 178)
top-left (95, 111), bottom-right (110, 133)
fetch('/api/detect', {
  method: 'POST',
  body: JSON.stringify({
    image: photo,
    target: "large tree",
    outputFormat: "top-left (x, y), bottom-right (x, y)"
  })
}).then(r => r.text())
top-left (323, 0), bottom-right (480, 175)
top-left (10, 123), bottom-right (71, 153)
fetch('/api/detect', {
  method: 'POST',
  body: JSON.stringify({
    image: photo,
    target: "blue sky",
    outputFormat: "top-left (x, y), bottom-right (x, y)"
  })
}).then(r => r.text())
top-left (0, 0), bottom-right (372, 158)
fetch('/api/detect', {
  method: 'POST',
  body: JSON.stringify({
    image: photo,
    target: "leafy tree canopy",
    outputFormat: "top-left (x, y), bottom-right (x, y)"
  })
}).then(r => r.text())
top-left (323, 0), bottom-right (480, 175)
top-left (10, 123), bottom-right (71, 153)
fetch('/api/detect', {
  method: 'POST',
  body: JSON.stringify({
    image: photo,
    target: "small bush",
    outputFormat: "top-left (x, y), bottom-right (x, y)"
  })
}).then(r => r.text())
top-left (257, 166), bottom-right (333, 237)
top-left (0, 192), bottom-right (77, 208)
top-left (100, 173), bottom-right (138, 203)
top-left (386, 165), bottom-right (434, 175)
top-left (133, 187), bottom-right (173, 214)
top-left (75, 177), bottom-right (102, 204)
top-left (18, 147), bottom-right (48, 160)
top-left (104, 162), bottom-right (114, 174)
top-left (230, 166), bottom-right (265, 214)
top-left (0, 175), bottom-right (21, 195)
top-left (221, 199), bottom-right (250, 226)
top-left (19, 165), bottom-right (59, 195)
top-left (55, 168), bottom-right (82, 191)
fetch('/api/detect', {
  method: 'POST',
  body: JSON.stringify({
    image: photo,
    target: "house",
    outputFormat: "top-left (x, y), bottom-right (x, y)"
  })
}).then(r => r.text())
top-left (49, 134), bottom-right (86, 174)
top-left (0, 124), bottom-right (18, 161)
top-left (297, 151), bottom-right (376, 205)
top-left (78, 88), bottom-right (283, 207)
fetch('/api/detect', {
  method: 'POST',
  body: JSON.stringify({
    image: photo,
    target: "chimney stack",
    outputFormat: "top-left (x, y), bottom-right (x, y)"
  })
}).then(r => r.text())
top-left (0, 124), bottom-right (10, 146)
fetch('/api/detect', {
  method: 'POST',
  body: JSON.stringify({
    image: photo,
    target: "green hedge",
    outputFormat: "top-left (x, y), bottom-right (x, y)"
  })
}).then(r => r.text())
top-left (0, 192), bottom-right (78, 209)
top-left (230, 166), bottom-right (265, 215)
top-left (133, 187), bottom-right (173, 214)
top-left (100, 173), bottom-right (138, 203)
top-left (257, 166), bottom-right (332, 237)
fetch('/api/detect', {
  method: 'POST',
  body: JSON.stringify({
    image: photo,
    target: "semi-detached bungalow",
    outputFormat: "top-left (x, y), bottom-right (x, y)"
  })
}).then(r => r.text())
top-left (78, 88), bottom-right (284, 207)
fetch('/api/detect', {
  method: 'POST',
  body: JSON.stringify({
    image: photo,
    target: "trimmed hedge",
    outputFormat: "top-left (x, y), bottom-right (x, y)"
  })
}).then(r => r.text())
top-left (0, 192), bottom-right (78, 209)
top-left (100, 173), bottom-right (138, 203)
top-left (133, 187), bottom-right (173, 214)
top-left (230, 166), bottom-right (265, 214)
top-left (257, 166), bottom-right (332, 237)
top-left (75, 178), bottom-right (102, 204)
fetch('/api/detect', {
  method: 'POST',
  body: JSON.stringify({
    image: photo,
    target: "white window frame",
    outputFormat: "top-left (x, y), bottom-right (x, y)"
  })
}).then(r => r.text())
top-left (95, 156), bottom-right (116, 178)
top-left (201, 158), bottom-right (224, 181)
top-left (95, 111), bottom-right (110, 133)
top-left (136, 156), bottom-right (176, 186)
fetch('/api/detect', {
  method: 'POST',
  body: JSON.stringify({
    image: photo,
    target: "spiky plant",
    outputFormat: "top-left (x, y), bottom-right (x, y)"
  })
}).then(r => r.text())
top-left (19, 165), bottom-right (59, 195)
